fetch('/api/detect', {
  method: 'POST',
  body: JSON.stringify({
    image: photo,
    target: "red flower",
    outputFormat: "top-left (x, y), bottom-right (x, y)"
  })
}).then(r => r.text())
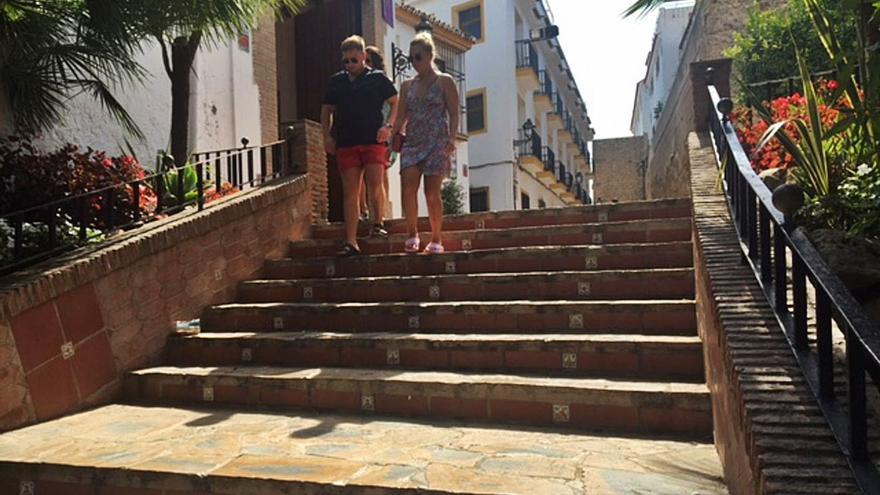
top-left (827, 80), bottom-right (839, 92)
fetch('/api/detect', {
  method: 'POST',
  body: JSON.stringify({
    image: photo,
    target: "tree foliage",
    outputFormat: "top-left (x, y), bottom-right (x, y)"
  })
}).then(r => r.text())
top-left (726, 0), bottom-right (859, 85)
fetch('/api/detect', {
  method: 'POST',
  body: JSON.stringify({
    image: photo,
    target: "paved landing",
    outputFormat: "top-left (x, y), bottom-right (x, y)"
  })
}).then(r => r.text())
top-left (0, 404), bottom-right (727, 494)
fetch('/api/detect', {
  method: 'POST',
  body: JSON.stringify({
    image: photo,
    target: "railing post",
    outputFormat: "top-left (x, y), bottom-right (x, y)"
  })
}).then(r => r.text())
top-left (196, 162), bottom-right (204, 211)
top-left (848, 337), bottom-right (868, 460)
top-left (816, 289), bottom-right (834, 399)
top-left (759, 205), bottom-right (772, 282)
top-left (774, 223), bottom-right (787, 312)
top-left (793, 256), bottom-right (808, 350)
top-left (13, 218), bottom-right (22, 261)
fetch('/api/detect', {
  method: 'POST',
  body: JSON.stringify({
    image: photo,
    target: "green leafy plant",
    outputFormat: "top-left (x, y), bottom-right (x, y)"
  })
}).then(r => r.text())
top-left (441, 179), bottom-right (466, 215)
top-left (726, 0), bottom-right (858, 87)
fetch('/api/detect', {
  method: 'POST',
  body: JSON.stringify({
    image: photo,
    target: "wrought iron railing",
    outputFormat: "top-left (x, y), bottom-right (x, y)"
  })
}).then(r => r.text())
top-left (557, 161), bottom-right (566, 184)
top-left (515, 40), bottom-right (539, 74)
top-left (554, 92), bottom-right (565, 117)
top-left (746, 68), bottom-right (839, 104)
top-left (542, 146), bottom-right (556, 174)
top-left (706, 79), bottom-right (880, 493)
top-left (0, 137), bottom-right (296, 276)
top-left (537, 70), bottom-right (553, 96)
top-left (514, 126), bottom-right (542, 159)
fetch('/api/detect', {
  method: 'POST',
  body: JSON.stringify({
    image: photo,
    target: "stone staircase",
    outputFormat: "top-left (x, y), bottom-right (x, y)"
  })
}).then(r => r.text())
top-left (0, 198), bottom-right (728, 494)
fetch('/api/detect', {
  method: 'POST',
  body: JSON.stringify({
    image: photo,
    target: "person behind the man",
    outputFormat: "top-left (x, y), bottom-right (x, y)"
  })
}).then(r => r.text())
top-left (321, 35), bottom-right (398, 257)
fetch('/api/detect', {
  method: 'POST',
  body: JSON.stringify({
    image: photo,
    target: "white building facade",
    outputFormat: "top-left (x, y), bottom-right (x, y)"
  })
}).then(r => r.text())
top-left (630, 0), bottom-right (694, 141)
top-left (404, 0), bottom-right (594, 212)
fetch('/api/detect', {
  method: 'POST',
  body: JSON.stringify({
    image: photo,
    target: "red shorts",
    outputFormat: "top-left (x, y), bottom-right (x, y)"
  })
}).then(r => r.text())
top-left (337, 145), bottom-right (389, 170)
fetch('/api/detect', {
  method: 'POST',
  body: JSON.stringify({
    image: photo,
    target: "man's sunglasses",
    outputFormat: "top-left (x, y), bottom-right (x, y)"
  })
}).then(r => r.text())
top-left (342, 58), bottom-right (359, 65)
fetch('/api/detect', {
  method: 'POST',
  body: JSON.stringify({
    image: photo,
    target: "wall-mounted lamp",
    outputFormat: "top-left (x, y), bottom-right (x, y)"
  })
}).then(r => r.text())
top-left (416, 15), bottom-right (433, 34)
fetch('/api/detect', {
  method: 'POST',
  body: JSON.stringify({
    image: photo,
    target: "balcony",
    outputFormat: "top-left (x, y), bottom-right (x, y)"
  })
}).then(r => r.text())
top-left (537, 146), bottom-right (556, 182)
top-left (533, 70), bottom-right (554, 113)
top-left (547, 93), bottom-right (564, 129)
top-left (514, 122), bottom-right (542, 173)
top-left (558, 112), bottom-right (574, 144)
top-left (515, 41), bottom-right (539, 92)
top-left (550, 161), bottom-right (567, 194)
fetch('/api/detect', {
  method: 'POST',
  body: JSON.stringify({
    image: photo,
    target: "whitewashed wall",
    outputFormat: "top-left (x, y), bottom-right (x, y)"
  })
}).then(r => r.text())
top-left (518, 169), bottom-right (566, 209)
top-left (31, 36), bottom-right (262, 169)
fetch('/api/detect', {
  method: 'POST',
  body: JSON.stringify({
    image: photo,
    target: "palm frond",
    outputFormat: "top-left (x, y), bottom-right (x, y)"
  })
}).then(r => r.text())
top-left (622, 0), bottom-right (670, 18)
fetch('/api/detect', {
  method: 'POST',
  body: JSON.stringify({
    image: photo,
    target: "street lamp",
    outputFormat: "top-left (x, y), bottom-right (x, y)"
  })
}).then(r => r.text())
top-left (416, 15), bottom-right (433, 34)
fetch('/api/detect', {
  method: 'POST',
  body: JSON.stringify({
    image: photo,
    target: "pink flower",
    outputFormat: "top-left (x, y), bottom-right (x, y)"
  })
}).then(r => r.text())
top-left (101, 158), bottom-right (112, 169)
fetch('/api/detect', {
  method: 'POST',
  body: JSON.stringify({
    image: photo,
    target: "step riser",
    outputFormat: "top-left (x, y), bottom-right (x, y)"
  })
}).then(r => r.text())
top-left (311, 204), bottom-right (693, 239)
top-left (126, 375), bottom-right (712, 438)
top-left (238, 273), bottom-right (695, 303)
top-left (166, 339), bottom-right (705, 381)
top-left (200, 305), bottom-right (697, 335)
top-left (290, 225), bottom-right (692, 258)
top-left (265, 245), bottom-right (694, 280)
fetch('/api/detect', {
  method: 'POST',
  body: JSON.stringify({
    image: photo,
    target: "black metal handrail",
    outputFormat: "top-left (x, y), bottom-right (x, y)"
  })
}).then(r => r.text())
top-left (542, 146), bottom-right (556, 173)
top-left (0, 136), bottom-right (296, 276)
top-left (746, 68), bottom-right (840, 104)
top-left (537, 70), bottom-right (553, 96)
top-left (565, 172), bottom-right (573, 190)
top-left (515, 40), bottom-right (539, 74)
top-left (554, 92), bottom-right (565, 117)
top-left (706, 81), bottom-right (880, 493)
top-left (557, 161), bottom-right (566, 184)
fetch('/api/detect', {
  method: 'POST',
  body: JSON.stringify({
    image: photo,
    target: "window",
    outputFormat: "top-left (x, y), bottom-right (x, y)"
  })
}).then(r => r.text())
top-left (470, 187), bottom-right (489, 212)
top-left (538, 199), bottom-right (547, 209)
top-left (453, 0), bottom-right (484, 42)
top-left (521, 192), bottom-right (530, 210)
top-left (466, 89), bottom-right (486, 134)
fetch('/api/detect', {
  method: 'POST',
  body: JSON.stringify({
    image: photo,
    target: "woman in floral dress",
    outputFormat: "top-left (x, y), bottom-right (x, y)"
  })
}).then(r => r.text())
top-left (390, 33), bottom-right (460, 254)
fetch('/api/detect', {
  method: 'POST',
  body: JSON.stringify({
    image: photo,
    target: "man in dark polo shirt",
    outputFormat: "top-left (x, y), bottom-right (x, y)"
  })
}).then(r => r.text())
top-left (321, 35), bottom-right (398, 257)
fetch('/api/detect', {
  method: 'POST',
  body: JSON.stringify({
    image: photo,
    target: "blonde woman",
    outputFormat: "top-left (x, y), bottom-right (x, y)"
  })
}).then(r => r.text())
top-left (390, 33), bottom-right (460, 254)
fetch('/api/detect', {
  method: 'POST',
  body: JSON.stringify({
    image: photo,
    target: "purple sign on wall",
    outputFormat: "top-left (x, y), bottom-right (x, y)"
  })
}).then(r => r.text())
top-left (383, 0), bottom-right (394, 27)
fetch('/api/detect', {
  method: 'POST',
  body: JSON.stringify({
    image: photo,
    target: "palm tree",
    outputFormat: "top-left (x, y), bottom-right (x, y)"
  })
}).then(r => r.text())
top-left (0, 1), bottom-right (145, 137)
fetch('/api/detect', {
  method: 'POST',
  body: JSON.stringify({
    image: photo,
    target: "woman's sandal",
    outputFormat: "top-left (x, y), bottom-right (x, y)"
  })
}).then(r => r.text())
top-left (370, 223), bottom-right (389, 238)
top-left (336, 242), bottom-right (361, 258)
top-left (423, 242), bottom-right (445, 254)
top-left (404, 236), bottom-right (420, 253)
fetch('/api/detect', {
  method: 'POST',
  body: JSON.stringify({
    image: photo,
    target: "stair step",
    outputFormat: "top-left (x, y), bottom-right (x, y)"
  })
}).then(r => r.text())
top-left (166, 332), bottom-right (705, 381)
top-left (238, 269), bottom-right (695, 303)
top-left (0, 403), bottom-right (726, 495)
top-left (126, 366), bottom-right (711, 438)
top-left (200, 300), bottom-right (697, 335)
top-left (311, 198), bottom-right (693, 239)
top-left (289, 218), bottom-right (692, 258)
top-left (265, 241), bottom-right (694, 279)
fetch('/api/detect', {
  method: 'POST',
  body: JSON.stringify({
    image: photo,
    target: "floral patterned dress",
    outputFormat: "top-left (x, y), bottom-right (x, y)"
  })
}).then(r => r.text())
top-left (400, 76), bottom-right (451, 177)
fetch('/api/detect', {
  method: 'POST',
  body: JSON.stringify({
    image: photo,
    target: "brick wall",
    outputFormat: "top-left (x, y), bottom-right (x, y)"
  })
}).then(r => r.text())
top-left (688, 132), bottom-right (856, 494)
top-left (592, 136), bottom-right (647, 204)
top-left (647, 0), bottom-right (785, 199)
top-left (253, 13), bottom-right (279, 143)
top-left (0, 120), bottom-right (327, 431)
top-left (290, 120), bottom-right (328, 224)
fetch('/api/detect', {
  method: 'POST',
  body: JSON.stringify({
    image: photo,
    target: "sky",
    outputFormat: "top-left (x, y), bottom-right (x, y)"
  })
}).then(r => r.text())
top-left (547, 1), bottom-right (659, 139)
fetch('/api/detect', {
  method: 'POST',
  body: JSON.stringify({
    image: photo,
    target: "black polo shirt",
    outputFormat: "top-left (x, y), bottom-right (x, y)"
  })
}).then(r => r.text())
top-left (323, 68), bottom-right (397, 148)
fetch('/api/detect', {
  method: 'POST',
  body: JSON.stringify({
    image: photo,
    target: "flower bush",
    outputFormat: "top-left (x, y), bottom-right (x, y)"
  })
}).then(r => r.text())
top-left (732, 81), bottom-right (842, 173)
top-left (0, 135), bottom-right (154, 227)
